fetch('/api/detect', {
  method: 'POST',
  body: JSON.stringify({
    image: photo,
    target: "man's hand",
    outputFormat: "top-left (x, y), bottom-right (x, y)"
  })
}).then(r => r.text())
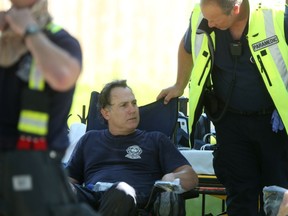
top-left (157, 85), bottom-right (184, 105)
top-left (5, 7), bottom-right (36, 37)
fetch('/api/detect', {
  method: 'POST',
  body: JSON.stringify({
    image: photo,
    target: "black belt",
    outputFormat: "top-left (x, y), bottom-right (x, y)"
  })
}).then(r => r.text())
top-left (226, 107), bottom-right (275, 116)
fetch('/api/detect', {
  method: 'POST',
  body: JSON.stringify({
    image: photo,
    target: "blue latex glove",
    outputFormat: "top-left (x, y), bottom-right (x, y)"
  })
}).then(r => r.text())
top-left (271, 109), bottom-right (284, 133)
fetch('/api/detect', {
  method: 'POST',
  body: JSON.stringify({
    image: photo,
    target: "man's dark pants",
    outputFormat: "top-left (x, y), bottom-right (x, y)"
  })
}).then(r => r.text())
top-left (73, 183), bottom-right (138, 216)
top-left (213, 111), bottom-right (288, 216)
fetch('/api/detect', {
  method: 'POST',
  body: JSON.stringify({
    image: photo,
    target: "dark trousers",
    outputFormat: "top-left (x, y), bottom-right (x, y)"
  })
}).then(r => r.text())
top-left (213, 111), bottom-right (288, 216)
top-left (73, 182), bottom-right (138, 216)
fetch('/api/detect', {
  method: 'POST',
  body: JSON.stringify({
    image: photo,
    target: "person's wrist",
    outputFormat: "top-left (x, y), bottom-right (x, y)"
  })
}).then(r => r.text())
top-left (24, 24), bottom-right (41, 39)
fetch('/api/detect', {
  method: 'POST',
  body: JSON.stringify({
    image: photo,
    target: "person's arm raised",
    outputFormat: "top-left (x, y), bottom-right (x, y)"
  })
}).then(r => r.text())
top-left (5, 7), bottom-right (81, 92)
top-left (157, 35), bottom-right (193, 104)
top-left (24, 31), bottom-right (81, 91)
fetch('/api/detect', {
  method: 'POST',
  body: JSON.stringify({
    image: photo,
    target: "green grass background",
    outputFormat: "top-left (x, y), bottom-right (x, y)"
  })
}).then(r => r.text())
top-left (185, 195), bottom-right (226, 216)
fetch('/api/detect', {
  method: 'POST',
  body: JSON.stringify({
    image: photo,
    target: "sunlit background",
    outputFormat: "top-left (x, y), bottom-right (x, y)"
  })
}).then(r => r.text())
top-left (0, 0), bottom-right (198, 125)
top-left (0, 1), bottom-right (236, 214)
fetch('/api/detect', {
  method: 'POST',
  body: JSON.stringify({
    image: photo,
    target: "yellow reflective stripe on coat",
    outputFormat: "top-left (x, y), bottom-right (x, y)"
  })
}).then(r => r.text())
top-left (189, 4), bottom-right (215, 133)
top-left (28, 59), bottom-right (45, 90)
top-left (191, 4), bottom-right (204, 61)
top-left (18, 110), bottom-right (49, 136)
top-left (188, 32), bottom-right (213, 131)
top-left (28, 22), bottom-right (62, 90)
top-left (45, 22), bottom-right (62, 34)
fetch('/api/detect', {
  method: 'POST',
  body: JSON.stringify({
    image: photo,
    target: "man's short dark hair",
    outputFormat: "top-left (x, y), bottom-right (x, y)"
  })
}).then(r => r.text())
top-left (97, 80), bottom-right (133, 124)
top-left (201, 0), bottom-right (243, 15)
top-left (98, 79), bottom-right (133, 109)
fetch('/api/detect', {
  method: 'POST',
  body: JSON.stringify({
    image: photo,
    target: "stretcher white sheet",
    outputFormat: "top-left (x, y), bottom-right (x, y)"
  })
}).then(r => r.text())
top-left (180, 149), bottom-right (215, 175)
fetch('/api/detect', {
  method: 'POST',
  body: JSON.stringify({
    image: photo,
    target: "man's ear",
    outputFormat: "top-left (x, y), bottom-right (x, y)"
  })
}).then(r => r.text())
top-left (232, 4), bottom-right (241, 15)
top-left (100, 108), bottom-right (109, 121)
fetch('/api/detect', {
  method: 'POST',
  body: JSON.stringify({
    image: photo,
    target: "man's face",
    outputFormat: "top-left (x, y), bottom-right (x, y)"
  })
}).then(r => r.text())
top-left (10, 0), bottom-right (37, 8)
top-left (101, 87), bottom-right (140, 135)
top-left (201, 2), bottom-right (234, 30)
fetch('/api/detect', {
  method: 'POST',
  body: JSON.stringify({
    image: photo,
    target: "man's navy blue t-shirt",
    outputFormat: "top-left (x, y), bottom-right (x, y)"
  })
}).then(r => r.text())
top-left (66, 129), bottom-right (190, 203)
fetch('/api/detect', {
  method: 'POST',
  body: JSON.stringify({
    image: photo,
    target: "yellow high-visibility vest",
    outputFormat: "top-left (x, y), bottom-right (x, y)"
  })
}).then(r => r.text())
top-left (189, 1), bottom-right (288, 135)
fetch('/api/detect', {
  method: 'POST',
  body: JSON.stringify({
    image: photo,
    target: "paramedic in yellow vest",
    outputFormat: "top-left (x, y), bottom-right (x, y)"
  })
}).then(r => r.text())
top-left (157, 0), bottom-right (288, 215)
top-left (0, 0), bottom-right (82, 152)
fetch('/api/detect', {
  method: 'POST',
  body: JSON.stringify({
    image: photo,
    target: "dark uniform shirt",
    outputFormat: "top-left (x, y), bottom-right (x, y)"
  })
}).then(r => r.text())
top-left (66, 129), bottom-right (190, 205)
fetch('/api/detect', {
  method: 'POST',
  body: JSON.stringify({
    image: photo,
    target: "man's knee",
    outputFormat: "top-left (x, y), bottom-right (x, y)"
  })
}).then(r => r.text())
top-left (104, 182), bottom-right (136, 206)
top-left (115, 182), bottom-right (136, 203)
top-left (99, 182), bottom-right (137, 216)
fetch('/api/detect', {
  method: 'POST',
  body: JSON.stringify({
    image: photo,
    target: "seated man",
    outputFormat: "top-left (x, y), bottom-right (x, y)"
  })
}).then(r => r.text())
top-left (66, 80), bottom-right (198, 216)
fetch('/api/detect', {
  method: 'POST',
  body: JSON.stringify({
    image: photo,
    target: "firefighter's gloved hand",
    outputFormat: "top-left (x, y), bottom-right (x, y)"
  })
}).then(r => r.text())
top-left (271, 109), bottom-right (284, 133)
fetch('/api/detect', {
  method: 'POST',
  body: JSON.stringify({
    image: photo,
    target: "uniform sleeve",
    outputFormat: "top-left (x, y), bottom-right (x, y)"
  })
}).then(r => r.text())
top-left (47, 29), bottom-right (83, 68)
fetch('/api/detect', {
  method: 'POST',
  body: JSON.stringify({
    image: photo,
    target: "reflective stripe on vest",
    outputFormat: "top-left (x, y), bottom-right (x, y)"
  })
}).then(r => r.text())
top-left (247, 1), bottom-right (288, 134)
top-left (18, 61), bottom-right (47, 135)
top-left (29, 59), bottom-right (45, 90)
top-left (45, 22), bottom-right (62, 34)
top-left (189, 4), bottom-right (215, 132)
top-left (18, 110), bottom-right (49, 136)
